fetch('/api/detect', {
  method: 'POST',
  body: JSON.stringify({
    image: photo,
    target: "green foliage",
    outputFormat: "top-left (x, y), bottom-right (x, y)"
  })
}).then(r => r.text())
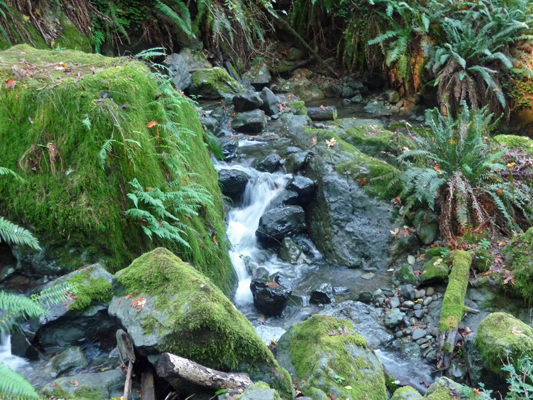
top-left (0, 362), bottom-right (39, 400)
top-left (400, 103), bottom-right (532, 244)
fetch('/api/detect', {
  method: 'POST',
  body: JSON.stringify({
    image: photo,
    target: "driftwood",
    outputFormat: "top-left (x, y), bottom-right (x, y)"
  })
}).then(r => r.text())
top-left (141, 369), bottom-right (156, 400)
top-left (307, 106), bottom-right (338, 121)
top-left (156, 352), bottom-right (253, 391)
top-left (116, 329), bottom-right (136, 400)
top-left (436, 251), bottom-right (472, 370)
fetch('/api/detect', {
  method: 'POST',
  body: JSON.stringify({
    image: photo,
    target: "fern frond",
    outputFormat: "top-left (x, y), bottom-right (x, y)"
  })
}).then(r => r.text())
top-left (0, 362), bottom-right (40, 400)
top-left (0, 217), bottom-right (40, 250)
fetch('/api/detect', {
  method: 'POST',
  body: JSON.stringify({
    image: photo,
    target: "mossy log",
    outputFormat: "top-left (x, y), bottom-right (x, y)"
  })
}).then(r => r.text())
top-left (156, 353), bottom-right (253, 390)
top-left (307, 106), bottom-right (337, 121)
top-left (436, 250), bottom-right (473, 370)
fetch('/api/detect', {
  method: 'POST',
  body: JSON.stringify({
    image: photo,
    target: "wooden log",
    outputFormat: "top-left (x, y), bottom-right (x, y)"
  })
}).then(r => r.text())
top-left (141, 369), bottom-right (156, 400)
top-left (156, 352), bottom-right (253, 391)
top-left (307, 106), bottom-right (338, 121)
top-left (116, 330), bottom-right (136, 400)
top-left (436, 250), bottom-right (472, 370)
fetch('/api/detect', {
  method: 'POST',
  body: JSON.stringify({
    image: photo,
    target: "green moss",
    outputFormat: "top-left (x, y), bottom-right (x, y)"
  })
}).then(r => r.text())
top-left (72, 386), bottom-right (102, 400)
top-left (189, 67), bottom-right (244, 99)
top-left (43, 383), bottom-right (72, 399)
top-left (393, 265), bottom-right (418, 285)
top-left (390, 386), bottom-right (422, 400)
top-left (290, 314), bottom-right (386, 400)
top-left (472, 247), bottom-right (492, 273)
top-left (502, 228), bottom-right (533, 303)
top-left (424, 247), bottom-right (445, 259)
top-left (0, 46), bottom-right (233, 293)
top-left (67, 269), bottom-right (112, 312)
top-left (494, 134), bottom-right (533, 156)
top-left (55, 16), bottom-right (92, 53)
top-left (438, 251), bottom-right (471, 333)
top-left (475, 312), bottom-right (533, 376)
top-left (306, 128), bottom-right (400, 199)
top-left (115, 248), bottom-right (293, 399)
top-left (340, 126), bottom-right (406, 164)
top-left (236, 382), bottom-right (281, 400)
top-left (290, 101), bottom-right (307, 115)
top-left (420, 257), bottom-right (449, 284)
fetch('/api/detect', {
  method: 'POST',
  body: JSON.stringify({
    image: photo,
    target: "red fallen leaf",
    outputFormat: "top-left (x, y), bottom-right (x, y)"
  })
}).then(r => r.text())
top-left (434, 166), bottom-right (441, 174)
top-left (51, 382), bottom-right (56, 387)
top-left (146, 121), bottom-right (157, 128)
top-left (266, 281), bottom-right (279, 288)
top-left (358, 178), bottom-right (367, 186)
top-left (327, 394), bottom-right (334, 400)
top-left (413, 270), bottom-right (421, 275)
top-left (130, 296), bottom-right (146, 312)
top-left (5, 79), bottom-right (16, 89)
top-left (71, 380), bottom-right (79, 387)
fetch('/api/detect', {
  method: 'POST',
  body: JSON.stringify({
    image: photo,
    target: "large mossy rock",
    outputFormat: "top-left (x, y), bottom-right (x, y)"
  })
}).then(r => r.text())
top-left (391, 386), bottom-right (422, 400)
top-left (423, 377), bottom-right (462, 400)
top-left (302, 128), bottom-right (398, 269)
top-left (494, 134), bottom-right (533, 156)
top-left (189, 67), bottom-right (244, 99)
top-left (475, 312), bottom-right (533, 376)
top-left (0, 45), bottom-right (233, 293)
top-left (41, 369), bottom-right (124, 400)
top-left (108, 248), bottom-right (293, 399)
top-left (278, 314), bottom-right (387, 400)
top-left (502, 227), bottom-right (533, 302)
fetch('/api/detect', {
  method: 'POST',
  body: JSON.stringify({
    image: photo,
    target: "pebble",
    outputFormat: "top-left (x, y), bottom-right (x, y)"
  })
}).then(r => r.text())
top-left (400, 284), bottom-right (416, 300)
top-left (414, 310), bottom-right (424, 319)
top-left (426, 287), bottom-right (435, 296)
top-left (403, 301), bottom-right (415, 308)
top-left (420, 343), bottom-right (431, 349)
top-left (437, 293), bottom-right (443, 299)
top-left (373, 289), bottom-right (383, 297)
top-left (412, 329), bottom-right (426, 340)
top-left (413, 304), bottom-right (422, 310)
top-left (430, 328), bottom-right (439, 337)
top-left (361, 272), bottom-right (375, 280)
top-left (409, 317), bottom-right (416, 326)
top-left (415, 289), bottom-right (425, 299)
top-left (395, 331), bottom-right (404, 338)
top-left (390, 297), bottom-right (401, 308)
top-left (423, 297), bottom-right (433, 306)
top-left (416, 337), bottom-right (429, 345)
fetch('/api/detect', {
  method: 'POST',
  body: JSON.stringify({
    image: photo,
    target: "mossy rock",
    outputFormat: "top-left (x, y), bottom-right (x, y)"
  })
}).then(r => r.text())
top-left (475, 312), bottom-right (533, 376)
top-left (189, 67), bottom-right (244, 99)
top-left (287, 314), bottom-right (387, 400)
top-left (41, 369), bottom-right (124, 400)
top-left (306, 128), bottom-right (400, 200)
top-left (391, 386), bottom-right (422, 400)
top-left (108, 248), bottom-right (293, 399)
top-left (290, 100), bottom-right (307, 115)
top-left (0, 45), bottom-right (234, 293)
top-left (471, 247), bottom-right (492, 273)
top-left (420, 257), bottom-right (449, 285)
top-left (494, 134), bottom-right (533, 156)
top-left (502, 227), bottom-right (533, 302)
top-left (236, 382), bottom-right (281, 400)
top-left (423, 377), bottom-right (464, 400)
top-left (392, 265), bottom-right (418, 286)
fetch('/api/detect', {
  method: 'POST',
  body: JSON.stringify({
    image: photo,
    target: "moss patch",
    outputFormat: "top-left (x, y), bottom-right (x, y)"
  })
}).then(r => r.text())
top-left (67, 268), bottom-right (113, 312)
top-left (391, 386), bottom-right (422, 400)
top-left (113, 248), bottom-right (293, 399)
top-left (438, 250), bottom-right (471, 332)
top-left (502, 227), bottom-right (533, 303)
top-left (339, 126), bottom-right (406, 165)
top-left (289, 314), bottom-right (387, 400)
top-left (420, 257), bottom-right (449, 285)
top-left (0, 45), bottom-right (233, 293)
top-left (306, 128), bottom-right (400, 199)
top-left (290, 101), bottom-right (307, 115)
top-left (189, 67), bottom-right (244, 99)
top-left (494, 134), bottom-right (533, 156)
top-left (475, 312), bottom-right (533, 376)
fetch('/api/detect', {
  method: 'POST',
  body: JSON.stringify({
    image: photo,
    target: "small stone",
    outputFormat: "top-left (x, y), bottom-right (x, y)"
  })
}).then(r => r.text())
top-left (420, 343), bottom-right (430, 349)
top-left (400, 284), bottom-right (416, 300)
top-left (357, 292), bottom-right (373, 303)
top-left (416, 337), bottom-right (429, 345)
top-left (403, 301), bottom-right (415, 308)
top-left (409, 317), bottom-right (417, 326)
top-left (430, 328), bottom-right (439, 337)
top-left (415, 289), bottom-right (426, 299)
top-left (395, 331), bottom-right (404, 338)
top-left (426, 287), bottom-right (435, 296)
top-left (385, 308), bottom-right (406, 329)
top-left (361, 272), bottom-right (375, 280)
top-left (412, 329), bottom-right (426, 341)
top-left (433, 294), bottom-right (439, 300)
top-left (390, 297), bottom-right (401, 308)
top-left (423, 297), bottom-right (433, 306)
top-left (413, 304), bottom-right (422, 310)
top-left (373, 289), bottom-right (383, 297)
top-left (407, 255), bottom-right (416, 265)
top-left (414, 310), bottom-right (424, 319)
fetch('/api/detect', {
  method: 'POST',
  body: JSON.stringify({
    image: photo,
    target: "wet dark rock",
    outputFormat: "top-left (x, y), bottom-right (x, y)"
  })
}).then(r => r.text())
top-left (231, 110), bottom-right (267, 133)
top-left (218, 169), bottom-right (249, 199)
top-left (11, 243), bottom-right (71, 277)
top-left (350, 92), bottom-right (363, 103)
top-left (287, 176), bottom-right (316, 204)
top-left (356, 292), bottom-right (373, 304)
top-left (400, 284), bottom-right (416, 301)
top-left (252, 266), bottom-right (269, 280)
top-left (243, 63), bottom-right (271, 91)
top-left (323, 83), bottom-right (342, 98)
top-left (279, 237), bottom-right (303, 264)
top-left (164, 53), bottom-right (191, 91)
top-left (269, 189), bottom-right (300, 209)
top-left (45, 346), bottom-right (88, 377)
top-left (320, 301), bottom-right (394, 348)
top-left (256, 206), bottom-right (306, 244)
top-left (341, 86), bottom-right (355, 98)
top-left (219, 136), bottom-right (238, 159)
top-left (285, 151), bottom-right (310, 173)
top-left (364, 101), bottom-right (392, 116)
top-left (385, 308), bottom-right (406, 329)
top-left (233, 90), bottom-right (264, 112)
top-left (256, 153), bottom-right (282, 173)
top-left (250, 279), bottom-right (291, 316)
top-left (10, 324), bottom-right (40, 360)
top-left (260, 87), bottom-right (280, 116)
top-left (414, 210), bottom-right (439, 245)
top-left (310, 283), bottom-right (334, 305)
top-left (199, 117), bottom-right (218, 133)
top-left (385, 89), bottom-right (400, 104)
top-left (392, 265), bottom-right (418, 286)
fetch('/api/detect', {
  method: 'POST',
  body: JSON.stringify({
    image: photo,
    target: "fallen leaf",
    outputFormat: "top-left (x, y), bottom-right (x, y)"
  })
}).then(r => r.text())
top-left (434, 166), bottom-right (441, 174)
top-left (5, 79), bottom-right (16, 89)
top-left (266, 281), bottom-right (279, 288)
top-left (146, 121), bottom-right (157, 128)
top-left (130, 296), bottom-right (147, 312)
top-left (311, 137), bottom-right (317, 147)
top-left (420, 254), bottom-right (426, 259)
top-left (512, 326), bottom-right (523, 335)
top-left (496, 188), bottom-right (503, 196)
top-left (270, 339), bottom-right (278, 345)
top-left (414, 270), bottom-right (421, 275)
top-left (326, 138), bottom-right (337, 148)
top-left (358, 178), bottom-right (366, 186)
top-left (390, 228), bottom-right (399, 236)
top-left (320, 105), bottom-right (326, 109)
top-left (344, 386), bottom-right (353, 390)
top-left (125, 293), bottom-right (133, 300)
top-left (507, 162), bottom-right (516, 168)
top-left (213, 235), bottom-right (218, 245)
top-left (327, 394), bottom-right (334, 400)
top-left (71, 380), bottom-right (79, 387)
top-left (499, 241), bottom-right (506, 246)
top-left (433, 258), bottom-right (443, 266)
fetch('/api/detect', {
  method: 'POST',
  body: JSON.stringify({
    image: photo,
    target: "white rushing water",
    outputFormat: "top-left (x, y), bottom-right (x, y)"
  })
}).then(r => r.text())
top-left (0, 334), bottom-right (30, 374)
top-left (222, 164), bottom-right (292, 307)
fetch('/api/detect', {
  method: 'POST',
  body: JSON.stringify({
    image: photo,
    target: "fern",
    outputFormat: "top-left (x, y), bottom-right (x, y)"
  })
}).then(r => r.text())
top-left (0, 362), bottom-right (39, 400)
top-left (0, 217), bottom-right (40, 251)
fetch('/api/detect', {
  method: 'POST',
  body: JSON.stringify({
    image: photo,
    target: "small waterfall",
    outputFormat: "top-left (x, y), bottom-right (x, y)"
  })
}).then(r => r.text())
top-left (0, 335), bottom-right (30, 374)
top-left (223, 166), bottom-right (292, 307)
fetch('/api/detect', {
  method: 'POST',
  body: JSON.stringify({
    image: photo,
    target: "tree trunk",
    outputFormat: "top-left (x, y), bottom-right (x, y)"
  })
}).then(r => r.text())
top-left (156, 353), bottom-right (253, 391)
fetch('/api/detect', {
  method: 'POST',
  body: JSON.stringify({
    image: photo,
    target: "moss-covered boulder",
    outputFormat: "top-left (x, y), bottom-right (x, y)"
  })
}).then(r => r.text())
top-left (41, 369), bottom-right (124, 400)
top-left (189, 67), bottom-right (244, 99)
top-left (236, 382), bottom-right (281, 400)
top-left (423, 377), bottom-right (463, 400)
top-left (475, 312), bottom-right (533, 376)
top-left (392, 265), bottom-right (419, 286)
top-left (0, 45), bottom-right (233, 293)
top-left (494, 134), bottom-right (533, 156)
top-left (108, 248), bottom-right (293, 399)
top-left (419, 257), bottom-right (449, 285)
top-left (391, 386), bottom-right (422, 400)
top-left (280, 314), bottom-right (387, 400)
top-left (502, 227), bottom-right (533, 302)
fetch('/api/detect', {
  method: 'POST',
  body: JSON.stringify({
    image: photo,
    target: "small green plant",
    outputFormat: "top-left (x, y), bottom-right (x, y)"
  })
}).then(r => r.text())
top-left (334, 375), bottom-right (346, 383)
top-left (479, 239), bottom-right (491, 250)
top-left (440, 247), bottom-right (450, 259)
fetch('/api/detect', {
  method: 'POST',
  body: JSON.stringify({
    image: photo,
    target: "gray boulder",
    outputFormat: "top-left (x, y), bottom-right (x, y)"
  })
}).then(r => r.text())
top-left (233, 91), bottom-right (264, 112)
top-left (310, 283), bottom-right (334, 304)
top-left (385, 89), bottom-right (401, 103)
top-left (179, 48), bottom-right (211, 70)
top-left (256, 153), bottom-right (281, 173)
top-left (251, 279), bottom-right (291, 316)
top-left (189, 67), bottom-right (243, 99)
top-left (164, 53), bottom-right (191, 91)
top-left (260, 87), bottom-right (280, 116)
top-left (279, 237), bottom-right (303, 264)
top-left (41, 369), bottom-right (124, 399)
top-left (287, 176), bottom-right (316, 204)
top-left (385, 308), bottom-right (406, 329)
top-left (219, 136), bottom-right (238, 159)
top-left (231, 110), bottom-right (267, 134)
top-left (45, 346), bottom-right (88, 377)
top-left (256, 206), bottom-right (306, 244)
top-left (218, 168), bottom-right (250, 199)
top-left (243, 63), bottom-right (272, 91)
top-left (236, 382), bottom-right (280, 400)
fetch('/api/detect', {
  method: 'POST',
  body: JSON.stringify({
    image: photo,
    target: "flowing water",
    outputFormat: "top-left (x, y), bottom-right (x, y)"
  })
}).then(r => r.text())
top-left (0, 334), bottom-right (31, 375)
